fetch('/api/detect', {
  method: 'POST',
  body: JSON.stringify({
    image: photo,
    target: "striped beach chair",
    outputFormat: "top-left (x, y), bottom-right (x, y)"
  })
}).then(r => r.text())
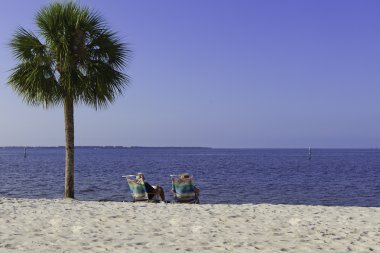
top-left (122, 175), bottom-right (149, 202)
top-left (170, 174), bottom-right (199, 204)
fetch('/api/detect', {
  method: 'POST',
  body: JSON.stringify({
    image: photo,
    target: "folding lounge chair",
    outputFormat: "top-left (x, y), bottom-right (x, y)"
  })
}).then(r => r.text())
top-left (122, 175), bottom-right (159, 202)
top-left (170, 174), bottom-right (199, 204)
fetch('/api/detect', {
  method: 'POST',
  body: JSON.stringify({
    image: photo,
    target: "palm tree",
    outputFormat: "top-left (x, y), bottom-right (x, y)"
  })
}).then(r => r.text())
top-left (8, 2), bottom-right (130, 198)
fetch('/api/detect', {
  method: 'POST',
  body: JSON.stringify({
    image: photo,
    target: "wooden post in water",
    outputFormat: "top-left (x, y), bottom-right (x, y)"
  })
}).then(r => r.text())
top-left (308, 147), bottom-right (312, 160)
top-left (24, 146), bottom-right (27, 159)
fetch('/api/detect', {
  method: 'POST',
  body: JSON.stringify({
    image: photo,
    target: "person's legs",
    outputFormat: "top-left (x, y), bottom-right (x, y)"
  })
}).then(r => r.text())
top-left (154, 186), bottom-right (165, 201)
top-left (146, 190), bottom-right (155, 200)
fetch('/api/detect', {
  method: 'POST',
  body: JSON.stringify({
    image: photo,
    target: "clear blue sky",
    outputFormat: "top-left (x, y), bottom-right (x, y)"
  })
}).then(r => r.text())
top-left (1, 0), bottom-right (379, 148)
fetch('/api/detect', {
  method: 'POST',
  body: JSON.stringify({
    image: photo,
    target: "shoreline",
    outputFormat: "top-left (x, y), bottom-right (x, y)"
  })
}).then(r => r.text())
top-left (3, 196), bottom-right (380, 208)
top-left (0, 198), bottom-right (379, 252)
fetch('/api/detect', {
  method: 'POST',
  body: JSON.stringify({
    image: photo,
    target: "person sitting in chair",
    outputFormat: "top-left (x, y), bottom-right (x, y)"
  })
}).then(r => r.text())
top-left (179, 173), bottom-right (200, 197)
top-left (136, 173), bottom-right (165, 201)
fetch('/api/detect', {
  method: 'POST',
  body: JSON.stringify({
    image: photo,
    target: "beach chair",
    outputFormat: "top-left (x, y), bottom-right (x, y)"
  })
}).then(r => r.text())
top-left (170, 174), bottom-right (200, 204)
top-left (122, 175), bottom-right (159, 202)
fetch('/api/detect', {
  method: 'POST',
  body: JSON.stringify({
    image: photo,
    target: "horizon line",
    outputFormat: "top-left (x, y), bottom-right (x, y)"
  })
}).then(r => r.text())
top-left (0, 146), bottom-right (379, 150)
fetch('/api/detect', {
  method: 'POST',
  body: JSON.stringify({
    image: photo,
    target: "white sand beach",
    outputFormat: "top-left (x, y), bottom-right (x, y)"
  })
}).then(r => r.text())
top-left (0, 198), bottom-right (379, 253)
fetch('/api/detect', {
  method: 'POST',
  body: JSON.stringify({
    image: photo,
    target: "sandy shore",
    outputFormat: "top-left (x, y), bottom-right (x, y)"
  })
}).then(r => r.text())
top-left (0, 198), bottom-right (379, 252)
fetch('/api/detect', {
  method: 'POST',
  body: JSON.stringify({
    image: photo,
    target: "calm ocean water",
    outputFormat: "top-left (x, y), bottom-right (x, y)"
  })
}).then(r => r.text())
top-left (0, 147), bottom-right (379, 206)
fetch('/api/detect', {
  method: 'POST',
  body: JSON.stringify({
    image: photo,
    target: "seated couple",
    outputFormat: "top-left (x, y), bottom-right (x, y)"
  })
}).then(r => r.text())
top-left (135, 173), bottom-right (200, 202)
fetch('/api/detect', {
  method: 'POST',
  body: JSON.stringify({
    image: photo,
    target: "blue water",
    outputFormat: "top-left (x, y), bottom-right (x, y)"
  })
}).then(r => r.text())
top-left (0, 147), bottom-right (379, 206)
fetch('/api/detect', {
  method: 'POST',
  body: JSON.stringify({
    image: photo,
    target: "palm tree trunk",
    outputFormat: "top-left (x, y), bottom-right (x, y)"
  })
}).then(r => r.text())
top-left (64, 97), bottom-right (75, 198)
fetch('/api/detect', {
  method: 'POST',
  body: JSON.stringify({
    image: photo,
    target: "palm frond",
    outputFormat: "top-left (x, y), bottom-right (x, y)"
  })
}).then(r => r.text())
top-left (9, 61), bottom-right (61, 107)
top-left (87, 30), bottom-right (130, 69)
top-left (77, 59), bottom-right (129, 109)
top-left (10, 28), bottom-right (46, 62)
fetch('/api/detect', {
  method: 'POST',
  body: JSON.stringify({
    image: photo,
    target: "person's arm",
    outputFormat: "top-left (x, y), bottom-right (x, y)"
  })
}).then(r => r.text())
top-left (194, 186), bottom-right (200, 195)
